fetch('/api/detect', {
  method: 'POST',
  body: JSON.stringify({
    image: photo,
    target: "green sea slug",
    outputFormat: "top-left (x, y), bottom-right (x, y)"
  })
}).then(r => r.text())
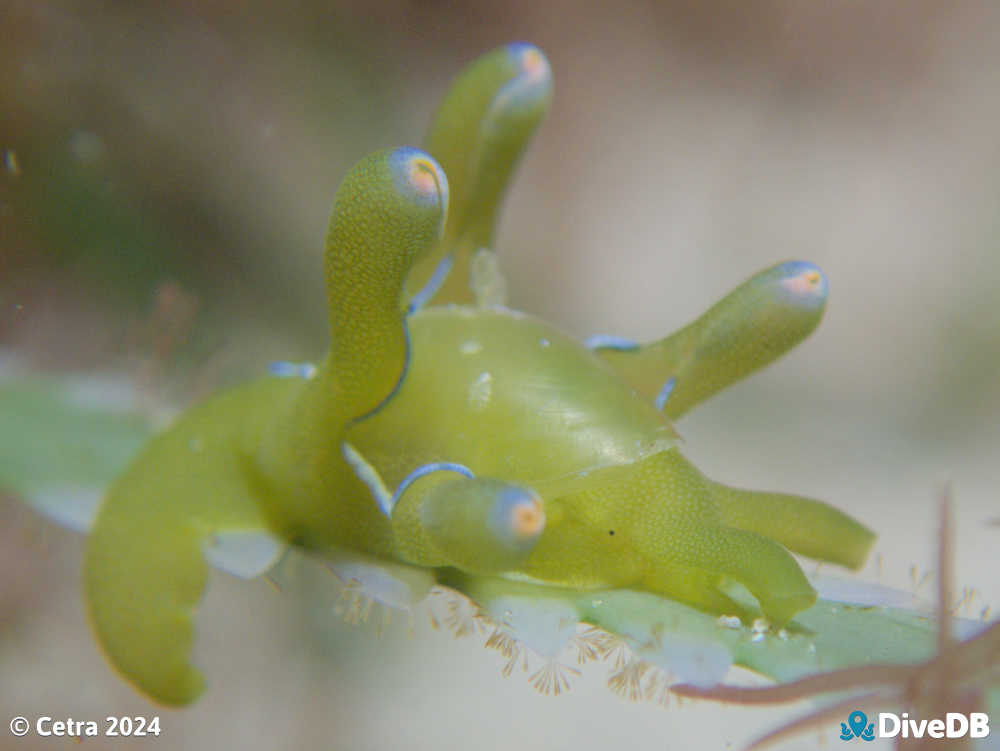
top-left (82, 42), bottom-right (875, 705)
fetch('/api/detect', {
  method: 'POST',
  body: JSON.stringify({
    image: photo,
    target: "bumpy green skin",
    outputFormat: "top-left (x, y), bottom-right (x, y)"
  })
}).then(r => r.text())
top-left (84, 43), bottom-right (875, 706)
top-left (405, 42), bottom-right (551, 304)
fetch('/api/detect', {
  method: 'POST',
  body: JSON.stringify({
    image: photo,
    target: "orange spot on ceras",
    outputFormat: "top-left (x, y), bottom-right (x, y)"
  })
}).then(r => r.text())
top-left (408, 157), bottom-right (440, 197)
top-left (519, 47), bottom-right (548, 80)
top-left (781, 269), bottom-right (824, 297)
top-left (512, 495), bottom-right (546, 539)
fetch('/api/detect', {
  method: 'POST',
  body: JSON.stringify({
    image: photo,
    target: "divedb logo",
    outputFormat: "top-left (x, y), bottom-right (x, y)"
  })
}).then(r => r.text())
top-left (840, 710), bottom-right (990, 742)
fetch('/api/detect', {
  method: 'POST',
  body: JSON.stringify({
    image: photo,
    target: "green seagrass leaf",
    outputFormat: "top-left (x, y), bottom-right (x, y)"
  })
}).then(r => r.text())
top-left (0, 369), bottom-right (156, 527)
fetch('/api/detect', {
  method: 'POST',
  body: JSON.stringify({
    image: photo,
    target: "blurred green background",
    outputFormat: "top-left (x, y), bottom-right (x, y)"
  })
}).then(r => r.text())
top-left (2, 1), bottom-right (999, 749)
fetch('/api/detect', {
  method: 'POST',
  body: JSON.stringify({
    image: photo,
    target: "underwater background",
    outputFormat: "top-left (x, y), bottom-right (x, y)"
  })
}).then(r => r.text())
top-left (2, 2), bottom-right (999, 748)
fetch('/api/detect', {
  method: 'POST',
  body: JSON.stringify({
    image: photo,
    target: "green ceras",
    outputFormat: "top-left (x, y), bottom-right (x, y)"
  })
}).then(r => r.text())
top-left (84, 43), bottom-right (875, 706)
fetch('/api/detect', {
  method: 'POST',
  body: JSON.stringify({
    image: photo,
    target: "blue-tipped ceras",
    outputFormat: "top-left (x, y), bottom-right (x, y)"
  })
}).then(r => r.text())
top-left (83, 42), bottom-right (875, 705)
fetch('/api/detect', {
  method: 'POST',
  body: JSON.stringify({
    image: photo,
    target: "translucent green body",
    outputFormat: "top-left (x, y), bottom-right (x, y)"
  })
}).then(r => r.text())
top-left (83, 44), bottom-right (875, 705)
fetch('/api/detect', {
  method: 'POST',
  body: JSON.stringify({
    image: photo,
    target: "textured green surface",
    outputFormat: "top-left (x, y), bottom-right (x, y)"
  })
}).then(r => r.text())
top-left (8, 44), bottom-right (895, 707)
top-left (407, 42), bottom-right (551, 305)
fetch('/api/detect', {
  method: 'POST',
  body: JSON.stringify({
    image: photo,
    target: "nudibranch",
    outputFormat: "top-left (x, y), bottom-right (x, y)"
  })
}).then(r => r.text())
top-left (83, 42), bottom-right (875, 706)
